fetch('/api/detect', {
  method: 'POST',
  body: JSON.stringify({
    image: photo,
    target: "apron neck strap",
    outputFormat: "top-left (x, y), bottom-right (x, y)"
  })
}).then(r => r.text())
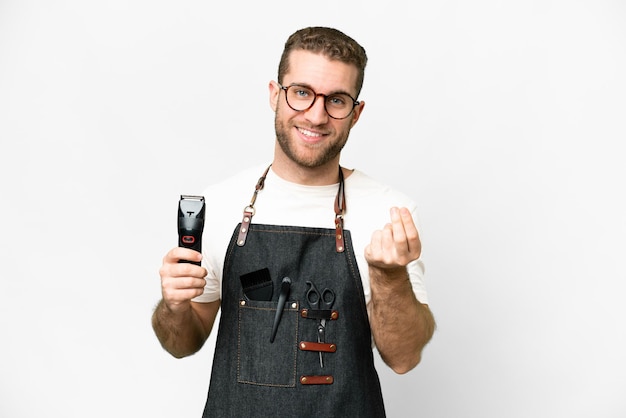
top-left (334, 168), bottom-right (346, 252)
top-left (237, 164), bottom-right (346, 253)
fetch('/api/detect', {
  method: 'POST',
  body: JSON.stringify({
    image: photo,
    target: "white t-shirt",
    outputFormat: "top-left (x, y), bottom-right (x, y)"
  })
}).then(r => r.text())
top-left (193, 164), bottom-right (428, 306)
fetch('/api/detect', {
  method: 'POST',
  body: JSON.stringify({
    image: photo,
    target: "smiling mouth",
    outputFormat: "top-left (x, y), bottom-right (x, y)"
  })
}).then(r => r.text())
top-left (297, 127), bottom-right (327, 139)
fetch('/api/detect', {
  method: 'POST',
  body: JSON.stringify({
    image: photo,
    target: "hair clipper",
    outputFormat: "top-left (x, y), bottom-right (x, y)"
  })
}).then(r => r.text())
top-left (178, 195), bottom-right (205, 265)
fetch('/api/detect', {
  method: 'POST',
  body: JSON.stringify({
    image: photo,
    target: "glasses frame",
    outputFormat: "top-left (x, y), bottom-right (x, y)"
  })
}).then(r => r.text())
top-left (278, 83), bottom-right (360, 120)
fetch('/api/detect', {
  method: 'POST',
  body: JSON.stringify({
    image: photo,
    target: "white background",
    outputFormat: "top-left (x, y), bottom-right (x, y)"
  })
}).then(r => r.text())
top-left (1, 1), bottom-right (625, 417)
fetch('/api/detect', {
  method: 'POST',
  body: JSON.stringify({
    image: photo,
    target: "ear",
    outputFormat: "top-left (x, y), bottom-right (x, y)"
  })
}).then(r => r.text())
top-left (349, 101), bottom-right (365, 128)
top-left (269, 81), bottom-right (280, 112)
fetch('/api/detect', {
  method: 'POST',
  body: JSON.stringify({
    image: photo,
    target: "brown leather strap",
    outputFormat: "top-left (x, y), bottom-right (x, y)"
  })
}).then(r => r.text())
top-left (300, 375), bottom-right (334, 385)
top-left (236, 209), bottom-right (254, 246)
top-left (237, 165), bottom-right (271, 247)
top-left (334, 167), bottom-right (346, 253)
top-left (300, 308), bottom-right (339, 321)
top-left (299, 341), bottom-right (337, 353)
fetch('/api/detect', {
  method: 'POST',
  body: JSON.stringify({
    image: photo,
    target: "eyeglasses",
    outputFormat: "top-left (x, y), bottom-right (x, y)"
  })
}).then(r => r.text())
top-left (278, 83), bottom-right (360, 120)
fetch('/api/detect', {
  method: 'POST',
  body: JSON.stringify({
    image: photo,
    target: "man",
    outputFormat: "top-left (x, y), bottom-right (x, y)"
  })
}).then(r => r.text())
top-left (152, 26), bottom-right (435, 417)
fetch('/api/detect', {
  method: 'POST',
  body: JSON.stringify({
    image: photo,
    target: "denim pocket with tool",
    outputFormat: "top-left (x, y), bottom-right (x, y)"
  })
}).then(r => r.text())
top-left (237, 299), bottom-right (300, 387)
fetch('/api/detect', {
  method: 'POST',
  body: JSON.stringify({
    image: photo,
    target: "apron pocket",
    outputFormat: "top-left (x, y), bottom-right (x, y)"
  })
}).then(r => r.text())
top-left (237, 299), bottom-right (299, 387)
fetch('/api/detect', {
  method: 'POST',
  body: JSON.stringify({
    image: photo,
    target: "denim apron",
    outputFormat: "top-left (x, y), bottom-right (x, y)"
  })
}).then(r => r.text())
top-left (202, 167), bottom-right (386, 417)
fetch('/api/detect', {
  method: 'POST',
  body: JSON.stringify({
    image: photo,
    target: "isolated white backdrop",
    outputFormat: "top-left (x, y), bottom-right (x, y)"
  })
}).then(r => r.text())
top-left (1, 1), bottom-right (625, 417)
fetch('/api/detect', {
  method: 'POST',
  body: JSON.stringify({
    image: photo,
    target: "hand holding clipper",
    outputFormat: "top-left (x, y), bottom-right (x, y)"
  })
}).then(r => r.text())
top-left (178, 195), bottom-right (205, 265)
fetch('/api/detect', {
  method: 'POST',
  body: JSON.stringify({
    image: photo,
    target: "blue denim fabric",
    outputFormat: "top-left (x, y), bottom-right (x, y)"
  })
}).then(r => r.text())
top-left (202, 223), bottom-right (386, 417)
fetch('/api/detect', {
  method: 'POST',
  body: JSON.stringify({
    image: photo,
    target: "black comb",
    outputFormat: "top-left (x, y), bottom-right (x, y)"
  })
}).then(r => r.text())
top-left (240, 268), bottom-right (273, 301)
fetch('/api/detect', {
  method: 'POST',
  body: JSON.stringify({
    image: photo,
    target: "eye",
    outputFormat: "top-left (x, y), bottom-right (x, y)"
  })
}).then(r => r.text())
top-left (292, 87), bottom-right (312, 98)
top-left (327, 94), bottom-right (349, 107)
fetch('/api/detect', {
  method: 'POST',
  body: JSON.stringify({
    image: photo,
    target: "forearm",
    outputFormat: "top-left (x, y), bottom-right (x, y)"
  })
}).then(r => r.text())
top-left (368, 267), bottom-right (435, 374)
top-left (151, 299), bottom-right (209, 358)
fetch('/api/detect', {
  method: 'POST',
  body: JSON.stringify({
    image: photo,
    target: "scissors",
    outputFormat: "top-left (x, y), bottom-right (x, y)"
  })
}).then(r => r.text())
top-left (306, 281), bottom-right (335, 368)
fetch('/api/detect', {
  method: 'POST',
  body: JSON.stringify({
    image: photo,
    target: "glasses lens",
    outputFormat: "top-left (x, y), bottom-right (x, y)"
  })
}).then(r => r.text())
top-left (325, 93), bottom-right (354, 119)
top-left (285, 86), bottom-right (315, 111)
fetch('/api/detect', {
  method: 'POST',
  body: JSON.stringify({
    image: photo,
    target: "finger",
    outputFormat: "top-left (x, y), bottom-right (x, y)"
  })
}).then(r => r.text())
top-left (365, 228), bottom-right (386, 265)
top-left (162, 283), bottom-right (206, 304)
top-left (368, 229), bottom-right (383, 256)
top-left (161, 274), bottom-right (207, 304)
top-left (398, 207), bottom-right (421, 257)
top-left (162, 275), bottom-right (207, 291)
top-left (390, 207), bottom-right (408, 253)
top-left (160, 258), bottom-right (206, 280)
top-left (381, 222), bottom-right (395, 255)
top-left (164, 246), bottom-right (203, 264)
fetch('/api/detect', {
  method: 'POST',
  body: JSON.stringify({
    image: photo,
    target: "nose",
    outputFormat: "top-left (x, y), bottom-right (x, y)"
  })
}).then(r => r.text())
top-left (304, 94), bottom-right (329, 124)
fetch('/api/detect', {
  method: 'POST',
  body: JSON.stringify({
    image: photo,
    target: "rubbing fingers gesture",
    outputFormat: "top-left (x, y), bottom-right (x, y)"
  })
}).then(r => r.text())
top-left (365, 207), bottom-right (421, 272)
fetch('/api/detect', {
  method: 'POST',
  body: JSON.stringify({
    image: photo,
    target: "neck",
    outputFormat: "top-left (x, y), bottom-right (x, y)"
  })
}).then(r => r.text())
top-left (271, 156), bottom-right (351, 186)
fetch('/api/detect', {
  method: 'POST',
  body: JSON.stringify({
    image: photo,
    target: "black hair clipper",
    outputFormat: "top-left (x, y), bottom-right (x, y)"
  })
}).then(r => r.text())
top-left (178, 195), bottom-right (205, 265)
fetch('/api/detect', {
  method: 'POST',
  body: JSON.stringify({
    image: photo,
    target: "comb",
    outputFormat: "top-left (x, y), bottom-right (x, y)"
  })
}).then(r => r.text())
top-left (239, 268), bottom-right (273, 301)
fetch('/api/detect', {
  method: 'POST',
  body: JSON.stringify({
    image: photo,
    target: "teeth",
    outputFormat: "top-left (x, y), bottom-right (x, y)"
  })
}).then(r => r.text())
top-left (299, 128), bottom-right (323, 137)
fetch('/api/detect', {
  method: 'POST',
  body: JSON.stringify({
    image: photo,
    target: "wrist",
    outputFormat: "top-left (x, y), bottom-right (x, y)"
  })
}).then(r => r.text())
top-left (157, 299), bottom-right (191, 321)
top-left (368, 265), bottom-right (411, 292)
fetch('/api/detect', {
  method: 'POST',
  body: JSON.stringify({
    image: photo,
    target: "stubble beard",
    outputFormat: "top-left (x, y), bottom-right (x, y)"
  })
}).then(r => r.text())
top-left (274, 112), bottom-right (350, 169)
